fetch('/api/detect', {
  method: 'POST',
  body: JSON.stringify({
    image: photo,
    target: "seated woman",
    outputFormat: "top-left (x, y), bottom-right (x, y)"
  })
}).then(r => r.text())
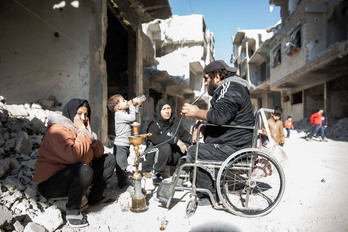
top-left (146, 99), bottom-right (191, 185)
top-left (33, 98), bottom-right (116, 228)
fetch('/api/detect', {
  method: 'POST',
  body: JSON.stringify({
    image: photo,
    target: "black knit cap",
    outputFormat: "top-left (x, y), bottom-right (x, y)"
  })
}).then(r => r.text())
top-left (203, 60), bottom-right (238, 74)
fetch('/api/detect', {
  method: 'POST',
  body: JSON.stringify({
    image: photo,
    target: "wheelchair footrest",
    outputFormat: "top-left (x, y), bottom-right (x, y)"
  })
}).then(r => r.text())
top-left (157, 180), bottom-right (176, 207)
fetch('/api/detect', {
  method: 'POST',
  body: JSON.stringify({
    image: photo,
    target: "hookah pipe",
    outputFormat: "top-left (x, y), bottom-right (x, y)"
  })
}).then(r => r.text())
top-left (140, 90), bottom-right (207, 158)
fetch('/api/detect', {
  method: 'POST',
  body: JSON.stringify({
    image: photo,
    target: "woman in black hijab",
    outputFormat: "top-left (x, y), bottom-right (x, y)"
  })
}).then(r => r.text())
top-left (33, 98), bottom-right (116, 228)
top-left (146, 99), bottom-right (191, 184)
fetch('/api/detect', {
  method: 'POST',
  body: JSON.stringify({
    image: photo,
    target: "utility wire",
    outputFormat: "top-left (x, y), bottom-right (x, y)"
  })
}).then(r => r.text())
top-left (14, 0), bottom-right (88, 52)
top-left (188, 0), bottom-right (194, 14)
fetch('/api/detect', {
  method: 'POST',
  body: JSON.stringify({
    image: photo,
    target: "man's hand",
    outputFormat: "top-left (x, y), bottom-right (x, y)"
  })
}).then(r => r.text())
top-left (191, 120), bottom-right (205, 143)
top-left (177, 139), bottom-right (187, 154)
top-left (181, 103), bottom-right (199, 118)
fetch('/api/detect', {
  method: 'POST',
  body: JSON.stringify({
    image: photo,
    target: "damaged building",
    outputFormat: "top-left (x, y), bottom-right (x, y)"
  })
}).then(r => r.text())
top-left (0, 0), bottom-right (171, 142)
top-left (233, 0), bottom-right (348, 122)
top-left (268, 0), bottom-right (348, 121)
top-left (142, 14), bottom-right (215, 127)
top-left (232, 28), bottom-right (278, 109)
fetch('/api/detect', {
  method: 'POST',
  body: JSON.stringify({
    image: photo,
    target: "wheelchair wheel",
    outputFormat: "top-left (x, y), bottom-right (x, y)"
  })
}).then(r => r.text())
top-left (186, 195), bottom-right (198, 218)
top-left (216, 148), bottom-right (285, 217)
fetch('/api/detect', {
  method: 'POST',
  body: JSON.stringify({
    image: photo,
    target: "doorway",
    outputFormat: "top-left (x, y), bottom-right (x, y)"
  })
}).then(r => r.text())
top-left (104, 9), bottom-right (135, 137)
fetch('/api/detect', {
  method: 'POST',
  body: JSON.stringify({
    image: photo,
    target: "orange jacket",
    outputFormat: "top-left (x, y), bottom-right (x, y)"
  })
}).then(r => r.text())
top-left (284, 120), bottom-right (294, 129)
top-left (33, 114), bottom-right (104, 182)
top-left (310, 112), bottom-right (322, 126)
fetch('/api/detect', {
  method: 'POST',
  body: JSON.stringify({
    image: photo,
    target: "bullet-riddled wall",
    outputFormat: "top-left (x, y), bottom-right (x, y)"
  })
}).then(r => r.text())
top-left (0, 0), bottom-right (108, 139)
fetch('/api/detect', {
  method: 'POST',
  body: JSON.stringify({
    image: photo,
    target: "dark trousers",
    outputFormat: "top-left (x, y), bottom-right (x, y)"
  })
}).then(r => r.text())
top-left (144, 143), bottom-right (184, 173)
top-left (38, 153), bottom-right (116, 215)
top-left (308, 124), bottom-right (325, 139)
top-left (113, 145), bottom-right (129, 184)
top-left (186, 143), bottom-right (239, 196)
top-left (286, 128), bottom-right (291, 137)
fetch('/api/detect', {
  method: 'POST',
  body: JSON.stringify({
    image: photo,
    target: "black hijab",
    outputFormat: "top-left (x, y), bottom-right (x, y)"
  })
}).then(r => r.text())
top-left (62, 98), bottom-right (91, 122)
top-left (154, 99), bottom-right (176, 132)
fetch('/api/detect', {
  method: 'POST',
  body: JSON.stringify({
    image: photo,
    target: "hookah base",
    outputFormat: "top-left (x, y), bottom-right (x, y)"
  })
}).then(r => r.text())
top-left (130, 197), bottom-right (148, 213)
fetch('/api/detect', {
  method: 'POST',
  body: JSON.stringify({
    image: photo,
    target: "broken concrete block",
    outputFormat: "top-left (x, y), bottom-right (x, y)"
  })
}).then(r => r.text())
top-left (4, 105), bottom-right (28, 117)
top-left (15, 131), bottom-right (32, 156)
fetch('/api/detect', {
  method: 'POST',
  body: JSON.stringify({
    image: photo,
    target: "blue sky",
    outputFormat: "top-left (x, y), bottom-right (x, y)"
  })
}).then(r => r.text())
top-left (168, 0), bottom-right (281, 65)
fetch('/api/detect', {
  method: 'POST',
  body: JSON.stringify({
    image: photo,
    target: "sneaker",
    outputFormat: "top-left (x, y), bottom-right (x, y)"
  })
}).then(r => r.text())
top-left (66, 213), bottom-right (89, 228)
top-left (152, 172), bottom-right (163, 185)
top-left (306, 138), bottom-right (312, 141)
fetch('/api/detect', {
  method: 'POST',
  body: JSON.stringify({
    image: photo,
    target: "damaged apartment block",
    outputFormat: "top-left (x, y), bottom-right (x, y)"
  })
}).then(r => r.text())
top-left (233, 0), bottom-right (348, 122)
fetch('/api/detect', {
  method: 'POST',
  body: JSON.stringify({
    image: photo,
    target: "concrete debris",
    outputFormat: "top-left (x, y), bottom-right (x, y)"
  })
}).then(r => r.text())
top-left (0, 205), bottom-right (13, 228)
top-left (31, 205), bottom-right (63, 232)
top-left (15, 131), bottom-right (33, 156)
top-left (0, 95), bottom-right (67, 231)
top-left (23, 222), bottom-right (46, 232)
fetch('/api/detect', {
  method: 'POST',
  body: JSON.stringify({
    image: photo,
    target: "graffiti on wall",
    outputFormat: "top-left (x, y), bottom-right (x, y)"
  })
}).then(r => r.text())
top-left (79, 55), bottom-right (89, 86)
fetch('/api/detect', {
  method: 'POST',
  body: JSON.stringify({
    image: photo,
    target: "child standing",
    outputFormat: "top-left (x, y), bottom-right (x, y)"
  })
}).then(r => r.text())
top-left (284, 116), bottom-right (294, 138)
top-left (263, 106), bottom-right (285, 146)
top-left (107, 94), bottom-right (145, 189)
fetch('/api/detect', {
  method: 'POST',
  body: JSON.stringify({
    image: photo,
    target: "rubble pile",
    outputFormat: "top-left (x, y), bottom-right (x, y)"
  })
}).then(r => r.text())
top-left (293, 117), bottom-right (348, 141)
top-left (0, 96), bottom-right (67, 232)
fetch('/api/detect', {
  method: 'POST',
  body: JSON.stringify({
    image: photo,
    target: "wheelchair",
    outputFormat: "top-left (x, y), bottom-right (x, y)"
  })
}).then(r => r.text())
top-left (154, 108), bottom-right (286, 218)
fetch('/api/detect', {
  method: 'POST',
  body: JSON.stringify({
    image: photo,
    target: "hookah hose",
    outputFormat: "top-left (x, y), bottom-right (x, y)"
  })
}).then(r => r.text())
top-left (141, 90), bottom-right (207, 157)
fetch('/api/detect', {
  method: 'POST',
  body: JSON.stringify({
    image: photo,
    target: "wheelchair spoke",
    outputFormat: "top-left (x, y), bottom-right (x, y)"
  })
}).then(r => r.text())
top-left (217, 148), bottom-right (285, 217)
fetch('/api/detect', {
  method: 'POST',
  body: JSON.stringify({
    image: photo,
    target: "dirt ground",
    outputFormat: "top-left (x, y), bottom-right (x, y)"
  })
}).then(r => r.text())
top-left (59, 130), bottom-right (348, 232)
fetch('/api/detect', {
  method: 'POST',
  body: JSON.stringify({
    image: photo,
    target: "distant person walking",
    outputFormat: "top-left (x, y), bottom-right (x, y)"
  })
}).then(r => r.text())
top-left (263, 106), bottom-right (285, 146)
top-left (306, 108), bottom-right (328, 142)
top-left (321, 112), bottom-right (328, 130)
top-left (284, 116), bottom-right (294, 138)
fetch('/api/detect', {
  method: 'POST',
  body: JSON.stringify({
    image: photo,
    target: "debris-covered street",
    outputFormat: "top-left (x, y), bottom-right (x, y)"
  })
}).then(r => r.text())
top-left (59, 130), bottom-right (348, 232)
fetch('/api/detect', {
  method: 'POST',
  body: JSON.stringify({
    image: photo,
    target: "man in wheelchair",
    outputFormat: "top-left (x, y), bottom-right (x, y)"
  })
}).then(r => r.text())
top-left (181, 60), bottom-right (255, 205)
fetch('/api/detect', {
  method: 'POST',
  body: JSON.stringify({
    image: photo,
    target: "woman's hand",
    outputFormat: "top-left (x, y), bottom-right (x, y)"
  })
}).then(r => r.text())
top-left (74, 115), bottom-right (86, 130)
top-left (177, 139), bottom-right (187, 154)
top-left (74, 115), bottom-right (92, 133)
top-left (85, 117), bottom-right (92, 133)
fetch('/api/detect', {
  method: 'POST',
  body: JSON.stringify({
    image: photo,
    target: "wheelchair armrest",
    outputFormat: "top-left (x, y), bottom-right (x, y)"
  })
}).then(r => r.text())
top-left (201, 121), bottom-right (254, 130)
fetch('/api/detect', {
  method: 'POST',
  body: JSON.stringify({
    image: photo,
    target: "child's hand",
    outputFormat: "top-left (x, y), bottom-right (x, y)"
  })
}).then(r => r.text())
top-left (136, 99), bottom-right (145, 106)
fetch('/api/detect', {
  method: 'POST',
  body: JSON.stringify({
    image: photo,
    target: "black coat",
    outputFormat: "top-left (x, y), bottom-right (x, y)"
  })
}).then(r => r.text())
top-left (205, 77), bottom-right (255, 147)
top-left (147, 119), bottom-right (191, 146)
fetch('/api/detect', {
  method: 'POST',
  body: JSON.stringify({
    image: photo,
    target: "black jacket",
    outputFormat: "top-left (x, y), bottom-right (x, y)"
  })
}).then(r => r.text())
top-left (147, 119), bottom-right (191, 146)
top-left (205, 76), bottom-right (255, 147)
